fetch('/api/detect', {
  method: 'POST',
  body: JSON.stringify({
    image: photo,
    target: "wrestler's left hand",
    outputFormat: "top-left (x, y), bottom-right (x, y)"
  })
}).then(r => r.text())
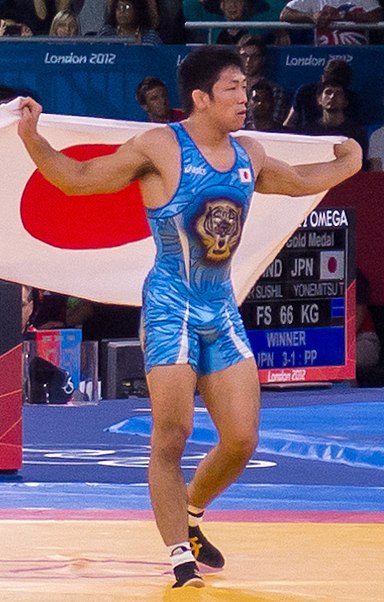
top-left (17, 97), bottom-right (43, 142)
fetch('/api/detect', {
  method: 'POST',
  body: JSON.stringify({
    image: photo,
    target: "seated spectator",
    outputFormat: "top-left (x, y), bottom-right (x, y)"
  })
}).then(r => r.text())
top-left (71, 0), bottom-right (159, 37)
top-left (66, 297), bottom-right (140, 341)
top-left (156, 0), bottom-right (186, 43)
top-left (49, 9), bottom-right (79, 35)
top-left (246, 80), bottom-right (287, 132)
top-left (25, 289), bottom-right (69, 331)
top-left (0, 17), bottom-right (33, 36)
top-left (2, 1), bottom-right (80, 35)
top-left (146, 0), bottom-right (161, 31)
top-left (284, 58), bottom-right (360, 132)
top-left (135, 76), bottom-right (185, 123)
top-left (368, 125), bottom-right (384, 171)
top-left (71, 0), bottom-right (108, 36)
top-left (280, 0), bottom-right (383, 46)
top-left (33, 0), bottom-right (72, 34)
top-left (215, 0), bottom-right (254, 45)
top-left (239, 35), bottom-right (289, 127)
top-left (304, 80), bottom-right (368, 168)
top-left (98, 0), bottom-right (163, 45)
top-left (0, 0), bottom-right (54, 34)
top-left (183, 0), bottom-right (289, 44)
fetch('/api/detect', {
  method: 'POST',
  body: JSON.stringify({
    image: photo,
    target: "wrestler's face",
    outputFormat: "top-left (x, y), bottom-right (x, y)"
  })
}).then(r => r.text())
top-left (208, 66), bottom-right (247, 131)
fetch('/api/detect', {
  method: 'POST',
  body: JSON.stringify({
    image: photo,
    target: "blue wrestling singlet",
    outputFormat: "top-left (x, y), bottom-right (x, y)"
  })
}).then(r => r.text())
top-left (141, 122), bottom-right (256, 375)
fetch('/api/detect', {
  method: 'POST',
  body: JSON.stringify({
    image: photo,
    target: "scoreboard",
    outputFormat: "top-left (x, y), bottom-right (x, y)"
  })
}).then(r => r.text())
top-left (241, 208), bottom-right (355, 384)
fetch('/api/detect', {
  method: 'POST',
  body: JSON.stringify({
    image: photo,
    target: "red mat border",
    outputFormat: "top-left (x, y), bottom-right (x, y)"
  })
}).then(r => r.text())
top-left (0, 509), bottom-right (383, 522)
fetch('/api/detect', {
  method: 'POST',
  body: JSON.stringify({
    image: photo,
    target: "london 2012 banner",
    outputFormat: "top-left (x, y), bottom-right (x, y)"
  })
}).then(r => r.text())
top-left (0, 97), bottom-right (340, 307)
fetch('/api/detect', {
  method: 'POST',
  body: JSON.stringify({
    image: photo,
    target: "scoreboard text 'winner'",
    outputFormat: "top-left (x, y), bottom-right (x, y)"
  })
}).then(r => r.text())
top-left (241, 208), bottom-right (355, 385)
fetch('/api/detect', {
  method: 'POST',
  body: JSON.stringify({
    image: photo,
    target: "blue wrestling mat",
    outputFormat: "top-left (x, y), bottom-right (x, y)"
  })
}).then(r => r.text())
top-left (1, 388), bottom-right (383, 512)
top-left (107, 401), bottom-right (384, 470)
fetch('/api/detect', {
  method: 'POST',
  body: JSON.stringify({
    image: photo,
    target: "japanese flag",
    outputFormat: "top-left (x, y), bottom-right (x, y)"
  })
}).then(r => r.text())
top-left (0, 98), bottom-right (341, 306)
top-left (320, 250), bottom-right (345, 280)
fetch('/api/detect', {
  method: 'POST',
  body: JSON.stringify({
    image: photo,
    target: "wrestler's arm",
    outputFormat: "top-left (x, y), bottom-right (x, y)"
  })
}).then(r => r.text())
top-left (17, 97), bottom-right (159, 196)
top-left (253, 138), bottom-right (362, 196)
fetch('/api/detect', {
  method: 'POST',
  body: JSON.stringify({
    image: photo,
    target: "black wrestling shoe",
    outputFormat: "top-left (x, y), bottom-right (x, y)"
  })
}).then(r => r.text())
top-left (172, 561), bottom-right (205, 588)
top-left (188, 525), bottom-right (225, 569)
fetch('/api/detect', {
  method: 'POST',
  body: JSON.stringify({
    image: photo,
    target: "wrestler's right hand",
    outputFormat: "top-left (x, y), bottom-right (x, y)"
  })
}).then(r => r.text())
top-left (17, 97), bottom-right (43, 142)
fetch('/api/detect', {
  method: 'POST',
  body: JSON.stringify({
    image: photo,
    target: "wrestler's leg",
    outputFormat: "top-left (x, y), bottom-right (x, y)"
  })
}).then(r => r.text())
top-left (188, 356), bottom-right (260, 508)
top-left (146, 363), bottom-right (198, 546)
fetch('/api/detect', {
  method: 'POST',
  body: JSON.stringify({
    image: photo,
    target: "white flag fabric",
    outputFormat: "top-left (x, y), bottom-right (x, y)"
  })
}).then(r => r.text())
top-left (0, 98), bottom-right (340, 306)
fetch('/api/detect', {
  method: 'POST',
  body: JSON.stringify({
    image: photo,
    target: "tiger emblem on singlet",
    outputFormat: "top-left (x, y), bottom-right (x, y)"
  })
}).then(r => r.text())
top-left (195, 199), bottom-right (242, 262)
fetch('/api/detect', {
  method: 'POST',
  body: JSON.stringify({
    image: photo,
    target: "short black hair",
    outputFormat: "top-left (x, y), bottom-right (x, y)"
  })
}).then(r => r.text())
top-left (323, 59), bottom-right (353, 87)
top-left (136, 76), bottom-right (166, 106)
top-left (239, 35), bottom-right (266, 55)
top-left (177, 45), bottom-right (244, 117)
top-left (317, 80), bottom-right (347, 97)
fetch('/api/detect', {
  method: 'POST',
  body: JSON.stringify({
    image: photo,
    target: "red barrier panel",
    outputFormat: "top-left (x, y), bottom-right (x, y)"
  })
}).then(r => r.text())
top-left (0, 344), bottom-right (22, 471)
top-left (321, 172), bottom-right (384, 305)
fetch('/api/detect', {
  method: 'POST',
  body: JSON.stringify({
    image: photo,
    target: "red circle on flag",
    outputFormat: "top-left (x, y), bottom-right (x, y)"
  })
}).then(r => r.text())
top-left (20, 144), bottom-right (151, 249)
top-left (328, 256), bottom-right (337, 273)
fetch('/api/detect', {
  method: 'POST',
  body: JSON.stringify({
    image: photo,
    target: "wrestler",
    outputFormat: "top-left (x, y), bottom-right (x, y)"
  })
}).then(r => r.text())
top-left (17, 45), bottom-right (362, 588)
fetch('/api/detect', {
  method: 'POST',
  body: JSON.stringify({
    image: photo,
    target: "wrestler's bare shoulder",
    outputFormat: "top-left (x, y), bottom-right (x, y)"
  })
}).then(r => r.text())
top-left (132, 125), bottom-right (178, 153)
top-left (234, 133), bottom-right (266, 172)
top-left (235, 133), bottom-right (265, 156)
top-left (120, 125), bottom-right (179, 171)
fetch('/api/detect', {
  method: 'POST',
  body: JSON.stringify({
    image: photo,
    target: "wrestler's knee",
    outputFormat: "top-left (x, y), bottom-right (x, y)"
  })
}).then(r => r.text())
top-left (151, 420), bottom-right (192, 463)
top-left (220, 428), bottom-right (258, 462)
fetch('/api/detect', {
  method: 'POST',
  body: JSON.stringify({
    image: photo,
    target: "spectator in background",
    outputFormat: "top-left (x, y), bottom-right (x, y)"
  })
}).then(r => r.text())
top-left (49, 8), bottom-right (79, 35)
top-left (0, 17), bottom-right (33, 36)
top-left (146, 0), bottom-right (161, 30)
top-left (157, 0), bottom-right (186, 43)
top-left (368, 125), bottom-right (384, 170)
top-left (71, 0), bottom-right (108, 35)
top-left (0, 0), bottom-right (64, 34)
top-left (33, 0), bottom-right (72, 33)
top-left (246, 80), bottom-right (287, 131)
top-left (23, 288), bottom-right (141, 340)
top-left (98, 0), bottom-right (163, 44)
top-left (71, 0), bottom-right (161, 36)
top-left (136, 76), bottom-right (185, 123)
top-left (239, 35), bottom-right (289, 127)
top-left (284, 58), bottom-right (360, 132)
top-left (183, 0), bottom-right (289, 44)
top-left (25, 289), bottom-right (69, 331)
top-left (280, 0), bottom-right (383, 46)
top-left (66, 298), bottom-right (140, 341)
top-left (304, 80), bottom-right (368, 167)
top-left (215, 0), bottom-right (253, 45)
